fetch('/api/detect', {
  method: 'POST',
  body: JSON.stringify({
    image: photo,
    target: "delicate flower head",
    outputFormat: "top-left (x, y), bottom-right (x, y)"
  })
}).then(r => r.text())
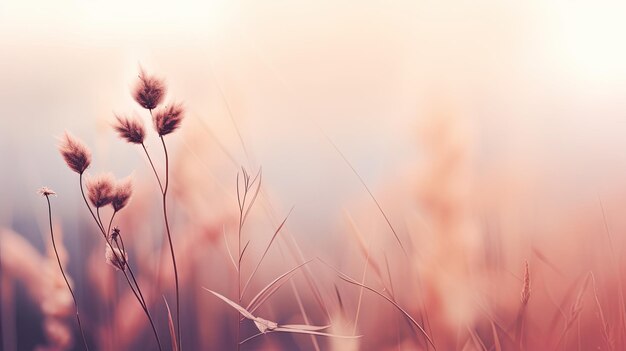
top-left (58, 132), bottom-right (91, 174)
top-left (113, 115), bottom-right (145, 144)
top-left (85, 173), bottom-right (115, 208)
top-left (153, 102), bottom-right (184, 136)
top-left (133, 70), bottom-right (166, 110)
top-left (111, 177), bottom-right (133, 211)
top-left (38, 187), bottom-right (57, 197)
top-left (105, 246), bottom-right (128, 271)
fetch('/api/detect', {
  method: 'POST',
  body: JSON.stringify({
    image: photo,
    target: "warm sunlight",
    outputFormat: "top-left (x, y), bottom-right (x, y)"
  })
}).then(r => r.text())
top-left (2, 1), bottom-right (626, 350)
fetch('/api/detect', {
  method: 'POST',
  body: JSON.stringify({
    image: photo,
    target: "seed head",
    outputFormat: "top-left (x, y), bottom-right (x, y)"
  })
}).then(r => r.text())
top-left (111, 177), bottom-right (133, 211)
top-left (38, 187), bottom-right (57, 197)
top-left (113, 115), bottom-right (145, 144)
top-left (85, 173), bottom-right (115, 208)
top-left (105, 246), bottom-right (128, 271)
top-left (521, 260), bottom-right (531, 305)
top-left (58, 132), bottom-right (91, 174)
top-left (133, 70), bottom-right (166, 110)
top-left (153, 103), bottom-right (184, 136)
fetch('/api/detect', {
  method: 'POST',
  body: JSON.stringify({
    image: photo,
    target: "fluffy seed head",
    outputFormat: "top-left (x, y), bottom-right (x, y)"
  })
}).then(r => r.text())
top-left (38, 187), bottom-right (57, 197)
top-left (153, 103), bottom-right (184, 136)
top-left (113, 115), bottom-right (145, 144)
top-left (58, 132), bottom-right (91, 174)
top-left (111, 177), bottom-right (133, 211)
top-left (105, 246), bottom-right (128, 271)
top-left (85, 173), bottom-right (115, 208)
top-left (133, 70), bottom-right (166, 110)
top-left (521, 260), bottom-right (531, 305)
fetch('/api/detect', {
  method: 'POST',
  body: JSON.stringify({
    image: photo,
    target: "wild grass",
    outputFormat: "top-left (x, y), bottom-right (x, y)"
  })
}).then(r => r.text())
top-left (3, 67), bottom-right (626, 351)
top-left (39, 187), bottom-right (89, 351)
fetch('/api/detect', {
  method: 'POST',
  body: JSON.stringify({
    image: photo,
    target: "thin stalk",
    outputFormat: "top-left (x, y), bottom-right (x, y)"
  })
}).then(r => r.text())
top-left (113, 238), bottom-right (163, 351)
top-left (44, 195), bottom-right (90, 351)
top-left (234, 169), bottom-right (260, 351)
top-left (159, 135), bottom-right (181, 349)
top-left (598, 198), bottom-right (626, 341)
top-left (141, 142), bottom-right (164, 194)
top-left (353, 242), bottom-right (371, 336)
top-left (106, 212), bottom-right (116, 240)
top-left (79, 174), bottom-right (105, 234)
top-left (139, 138), bottom-right (165, 324)
top-left (117, 235), bottom-right (147, 308)
top-left (96, 208), bottom-right (104, 236)
top-left (78, 174), bottom-right (162, 350)
top-left (237, 173), bottom-right (244, 351)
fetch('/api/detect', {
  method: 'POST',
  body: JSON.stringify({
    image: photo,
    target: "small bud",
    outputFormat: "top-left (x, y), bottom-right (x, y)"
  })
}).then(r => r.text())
top-left (111, 227), bottom-right (120, 241)
top-left (38, 187), bottom-right (57, 197)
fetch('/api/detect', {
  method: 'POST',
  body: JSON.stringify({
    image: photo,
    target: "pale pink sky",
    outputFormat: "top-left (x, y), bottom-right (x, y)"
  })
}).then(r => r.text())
top-left (2, 0), bottom-right (626, 230)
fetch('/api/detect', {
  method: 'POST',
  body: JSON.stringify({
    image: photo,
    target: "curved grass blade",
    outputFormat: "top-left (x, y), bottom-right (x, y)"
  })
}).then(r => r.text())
top-left (241, 206), bottom-right (294, 298)
top-left (246, 260), bottom-right (313, 313)
top-left (204, 288), bottom-right (255, 320)
top-left (164, 296), bottom-right (179, 351)
top-left (320, 259), bottom-right (436, 349)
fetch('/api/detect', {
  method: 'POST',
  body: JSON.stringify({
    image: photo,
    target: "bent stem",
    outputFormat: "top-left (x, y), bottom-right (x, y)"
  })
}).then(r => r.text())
top-left (142, 142), bottom-right (164, 194)
top-left (44, 194), bottom-right (90, 351)
top-left (78, 173), bottom-right (163, 351)
top-left (113, 237), bottom-right (163, 351)
top-left (235, 168), bottom-right (262, 351)
top-left (106, 212), bottom-right (116, 242)
top-left (159, 135), bottom-right (182, 349)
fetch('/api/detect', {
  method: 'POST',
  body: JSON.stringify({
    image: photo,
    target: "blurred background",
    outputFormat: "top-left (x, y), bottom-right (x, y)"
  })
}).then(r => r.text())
top-left (2, 0), bottom-right (626, 350)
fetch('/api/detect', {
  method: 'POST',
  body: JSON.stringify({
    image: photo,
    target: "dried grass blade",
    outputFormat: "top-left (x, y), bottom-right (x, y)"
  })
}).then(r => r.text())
top-left (239, 240), bottom-right (251, 264)
top-left (467, 326), bottom-right (487, 351)
top-left (240, 332), bottom-right (265, 345)
top-left (589, 272), bottom-right (611, 350)
top-left (204, 288), bottom-right (255, 320)
top-left (325, 135), bottom-right (407, 256)
top-left (280, 324), bottom-right (330, 331)
top-left (246, 260), bottom-right (313, 312)
top-left (223, 227), bottom-right (238, 272)
top-left (491, 321), bottom-right (502, 351)
top-left (344, 211), bottom-right (384, 283)
top-left (242, 207), bottom-right (294, 297)
top-left (242, 170), bottom-right (262, 223)
top-left (322, 260), bottom-right (436, 349)
top-left (553, 273), bottom-right (592, 349)
top-left (547, 274), bottom-right (584, 336)
top-left (164, 296), bottom-right (179, 351)
top-left (532, 246), bottom-right (564, 276)
top-left (273, 327), bottom-right (361, 338)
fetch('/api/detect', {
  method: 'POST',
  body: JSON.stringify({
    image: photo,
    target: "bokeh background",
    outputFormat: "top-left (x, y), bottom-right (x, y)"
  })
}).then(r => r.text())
top-left (2, 0), bottom-right (626, 350)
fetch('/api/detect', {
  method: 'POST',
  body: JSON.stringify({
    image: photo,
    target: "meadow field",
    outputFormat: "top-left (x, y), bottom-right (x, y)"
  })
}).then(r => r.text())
top-left (2, 1), bottom-right (626, 350)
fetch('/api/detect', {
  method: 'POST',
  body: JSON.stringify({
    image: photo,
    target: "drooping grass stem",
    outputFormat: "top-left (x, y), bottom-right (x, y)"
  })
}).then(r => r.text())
top-left (159, 134), bottom-right (182, 350)
top-left (142, 142), bottom-right (164, 194)
top-left (43, 194), bottom-right (90, 351)
top-left (78, 173), bottom-right (163, 351)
